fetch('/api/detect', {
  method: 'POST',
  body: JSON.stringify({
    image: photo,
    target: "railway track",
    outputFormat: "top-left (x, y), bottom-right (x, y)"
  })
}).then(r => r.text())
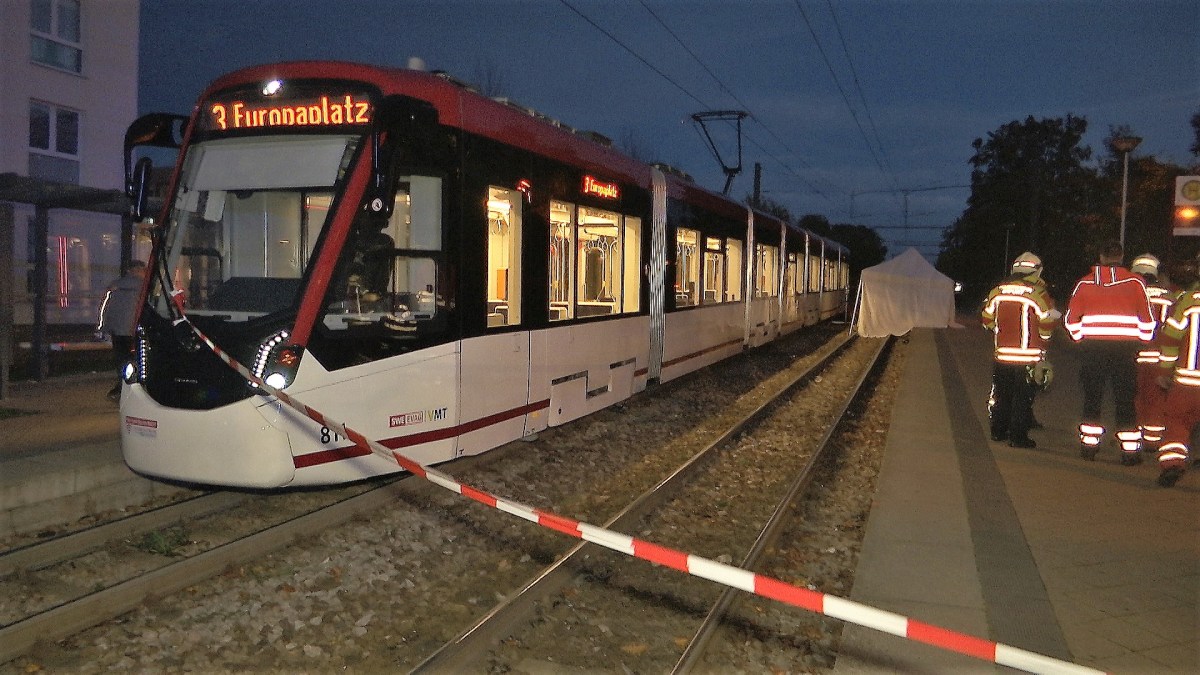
top-left (2, 324), bottom-right (900, 672)
top-left (411, 334), bottom-right (891, 672)
top-left (0, 480), bottom-right (408, 664)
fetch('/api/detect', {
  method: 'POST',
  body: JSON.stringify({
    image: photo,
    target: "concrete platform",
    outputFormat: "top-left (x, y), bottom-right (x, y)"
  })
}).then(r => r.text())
top-left (835, 326), bottom-right (1198, 674)
top-left (0, 372), bottom-right (194, 540)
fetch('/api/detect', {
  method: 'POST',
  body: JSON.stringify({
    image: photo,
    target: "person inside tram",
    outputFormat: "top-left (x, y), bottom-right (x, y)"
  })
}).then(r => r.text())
top-left (351, 220), bottom-right (395, 307)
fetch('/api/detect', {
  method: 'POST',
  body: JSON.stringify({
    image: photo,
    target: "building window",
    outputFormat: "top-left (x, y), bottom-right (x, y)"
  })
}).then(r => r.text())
top-left (29, 101), bottom-right (80, 184)
top-left (31, 0), bottom-right (82, 73)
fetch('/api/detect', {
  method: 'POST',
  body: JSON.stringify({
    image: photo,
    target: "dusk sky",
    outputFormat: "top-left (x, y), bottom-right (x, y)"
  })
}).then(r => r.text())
top-left (139, 0), bottom-right (1199, 257)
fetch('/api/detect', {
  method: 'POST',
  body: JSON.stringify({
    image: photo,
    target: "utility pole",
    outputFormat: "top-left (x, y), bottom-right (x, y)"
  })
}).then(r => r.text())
top-left (752, 162), bottom-right (762, 208)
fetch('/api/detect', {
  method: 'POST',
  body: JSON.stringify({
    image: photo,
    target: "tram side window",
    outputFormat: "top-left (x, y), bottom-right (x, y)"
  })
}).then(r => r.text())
top-left (550, 202), bottom-right (639, 321)
top-left (577, 206), bottom-right (622, 317)
top-left (487, 186), bottom-right (522, 327)
top-left (754, 244), bottom-right (779, 297)
top-left (320, 176), bottom-right (448, 338)
top-left (703, 237), bottom-right (725, 304)
top-left (675, 227), bottom-right (700, 306)
top-left (549, 200), bottom-right (576, 321)
top-left (395, 176), bottom-right (443, 251)
top-left (786, 253), bottom-right (798, 296)
top-left (622, 216), bottom-right (641, 313)
top-left (726, 239), bottom-right (743, 301)
top-left (807, 253), bottom-right (821, 293)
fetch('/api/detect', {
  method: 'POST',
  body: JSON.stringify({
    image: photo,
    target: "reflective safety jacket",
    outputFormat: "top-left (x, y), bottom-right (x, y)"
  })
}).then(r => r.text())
top-left (1138, 282), bottom-right (1176, 365)
top-left (981, 275), bottom-right (1055, 364)
top-left (1064, 265), bottom-right (1154, 342)
top-left (1157, 287), bottom-right (1200, 387)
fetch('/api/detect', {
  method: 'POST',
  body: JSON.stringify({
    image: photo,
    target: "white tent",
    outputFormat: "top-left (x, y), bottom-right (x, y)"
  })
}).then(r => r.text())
top-left (852, 247), bottom-right (958, 337)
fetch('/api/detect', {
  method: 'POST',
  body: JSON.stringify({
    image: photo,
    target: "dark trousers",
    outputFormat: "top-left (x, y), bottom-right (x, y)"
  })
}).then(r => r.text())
top-left (990, 361), bottom-right (1034, 441)
top-left (1077, 340), bottom-right (1139, 430)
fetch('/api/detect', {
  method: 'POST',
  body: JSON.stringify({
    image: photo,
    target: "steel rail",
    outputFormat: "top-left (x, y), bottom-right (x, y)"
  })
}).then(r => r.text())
top-left (672, 336), bottom-right (891, 673)
top-left (0, 492), bottom-right (247, 578)
top-left (409, 332), bottom-right (857, 673)
top-left (0, 478), bottom-right (411, 665)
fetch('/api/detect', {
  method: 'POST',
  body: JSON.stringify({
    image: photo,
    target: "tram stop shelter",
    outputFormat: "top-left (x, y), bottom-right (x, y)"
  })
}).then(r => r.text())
top-left (851, 247), bottom-right (958, 338)
top-left (0, 173), bottom-right (131, 396)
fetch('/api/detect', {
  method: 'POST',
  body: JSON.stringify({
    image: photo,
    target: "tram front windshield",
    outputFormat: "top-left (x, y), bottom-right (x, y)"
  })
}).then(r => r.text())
top-left (148, 134), bottom-right (360, 322)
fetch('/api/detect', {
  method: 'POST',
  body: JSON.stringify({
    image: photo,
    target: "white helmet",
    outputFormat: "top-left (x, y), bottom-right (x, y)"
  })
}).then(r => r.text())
top-left (1130, 253), bottom-right (1159, 277)
top-left (1011, 252), bottom-right (1042, 278)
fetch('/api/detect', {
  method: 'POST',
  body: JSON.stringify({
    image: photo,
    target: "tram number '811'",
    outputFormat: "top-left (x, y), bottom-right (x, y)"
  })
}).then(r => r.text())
top-left (320, 427), bottom-right (343, 444)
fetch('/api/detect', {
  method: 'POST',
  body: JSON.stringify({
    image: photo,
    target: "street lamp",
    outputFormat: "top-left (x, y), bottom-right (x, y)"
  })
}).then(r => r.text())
top-left (1112, 135), bottom-right (1142, 248)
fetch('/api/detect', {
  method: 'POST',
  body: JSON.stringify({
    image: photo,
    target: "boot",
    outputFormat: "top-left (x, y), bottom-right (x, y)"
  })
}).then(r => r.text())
top-left (1009, 437), bottom-right (1036, 449)
top-left (1079, 443), bottom-right (1098, 461)
top-left (1120, 451), bottom-right (1143, 466)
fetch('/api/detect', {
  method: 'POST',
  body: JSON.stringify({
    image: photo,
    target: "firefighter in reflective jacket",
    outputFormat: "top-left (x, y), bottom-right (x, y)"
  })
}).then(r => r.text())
top-left (1064, 240), bottom-right (1155, 463)
top-left (1130, 254), bottom-right (1173, 449)
top-left (1153, 260), bottom-right (1200, 487)
top-left (981, 252), bottom-right (1057, 448)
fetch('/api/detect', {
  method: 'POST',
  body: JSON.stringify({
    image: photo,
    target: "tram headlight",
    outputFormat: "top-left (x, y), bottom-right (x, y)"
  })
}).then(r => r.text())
top-left (252, 331), bottom-right (301, 392)
top-left (121, 361), bottom-right (138, 384)
top-left (264, 371), bottom-right (290, 390)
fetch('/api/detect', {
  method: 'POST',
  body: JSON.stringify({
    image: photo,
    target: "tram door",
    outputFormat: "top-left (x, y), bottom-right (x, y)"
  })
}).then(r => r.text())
top-left (458, 185), bottom-right (530, 456)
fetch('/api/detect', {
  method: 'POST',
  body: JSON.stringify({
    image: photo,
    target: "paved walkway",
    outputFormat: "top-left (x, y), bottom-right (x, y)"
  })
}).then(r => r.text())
top-left (2, 371), bottom-right (118, 459)
top-left (837, 326), bottom-right (1198, 673)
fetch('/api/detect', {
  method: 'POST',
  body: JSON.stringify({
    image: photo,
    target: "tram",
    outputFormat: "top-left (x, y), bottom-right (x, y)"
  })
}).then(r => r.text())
top-left (118, 61), bottom-right (849, 488)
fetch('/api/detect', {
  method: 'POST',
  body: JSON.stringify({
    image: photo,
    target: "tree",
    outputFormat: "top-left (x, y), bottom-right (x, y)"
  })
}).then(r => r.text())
top-left (748, 195), bottom-right (794, 224)
top-left (940, 115), bottom-right (1100, 303)
top-left (829, 223), bottom-right (887, 288)
top-left (796, 213), bottom-right (832, 238)
top-left (470, 60), bottom-right (508, 98)
top-left (618, 128), bottom-right (656, 163)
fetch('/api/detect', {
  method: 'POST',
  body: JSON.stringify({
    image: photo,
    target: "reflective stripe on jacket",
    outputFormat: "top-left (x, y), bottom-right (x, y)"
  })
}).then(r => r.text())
top-left (1158, 289), bottom-right (1200, 387)
top-left (1063, 266), bottom-right (1154, 342)
top-left (981, 276), bottom-right (1054, 364)
top-left (1139, 283), bottom-right (1175, 363)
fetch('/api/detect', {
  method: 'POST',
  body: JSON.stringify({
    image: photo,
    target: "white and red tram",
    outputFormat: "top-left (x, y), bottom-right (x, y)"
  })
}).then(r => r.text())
top-left (118, 61), bottom-right (848, 488)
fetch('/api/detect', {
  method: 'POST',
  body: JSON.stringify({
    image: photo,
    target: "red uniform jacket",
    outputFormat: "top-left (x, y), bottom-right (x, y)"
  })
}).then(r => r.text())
top-left (1064, 265), bottom-right (1154, 342)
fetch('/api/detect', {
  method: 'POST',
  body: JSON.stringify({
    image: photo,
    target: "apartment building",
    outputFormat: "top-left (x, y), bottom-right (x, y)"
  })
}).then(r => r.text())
top-left (0, 0), bottom-right (139, 326)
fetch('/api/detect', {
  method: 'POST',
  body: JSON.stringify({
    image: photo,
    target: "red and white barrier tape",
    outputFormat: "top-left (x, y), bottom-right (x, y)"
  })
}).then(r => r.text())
top-left (164, 298), bottom-right (1102, 674)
